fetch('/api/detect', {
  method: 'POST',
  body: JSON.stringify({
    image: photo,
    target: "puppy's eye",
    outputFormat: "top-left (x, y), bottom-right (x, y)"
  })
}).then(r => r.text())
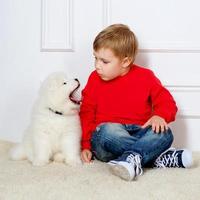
top-left (63, 82), bottom-right (67, 85)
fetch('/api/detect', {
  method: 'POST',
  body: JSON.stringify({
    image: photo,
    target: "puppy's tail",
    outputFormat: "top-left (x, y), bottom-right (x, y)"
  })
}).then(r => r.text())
top-left (9, 144), bottom-right (27, 160)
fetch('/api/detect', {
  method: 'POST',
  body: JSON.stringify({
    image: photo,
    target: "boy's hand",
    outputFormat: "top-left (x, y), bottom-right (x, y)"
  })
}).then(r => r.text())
top-left (142, 115), bottom-right (168, 133)
top-left (81, 149), bottom-right (93, 163)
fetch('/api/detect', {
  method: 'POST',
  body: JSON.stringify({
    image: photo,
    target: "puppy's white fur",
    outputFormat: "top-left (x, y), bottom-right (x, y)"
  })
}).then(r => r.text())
top-left (10, 72), bottom-right (82, 166)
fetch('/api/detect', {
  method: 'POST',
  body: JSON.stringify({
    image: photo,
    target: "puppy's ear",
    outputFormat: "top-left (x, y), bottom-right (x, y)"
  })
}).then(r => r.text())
top-left (39, 77), bottom-right (52, 95)
top-left (40, 79), bottom-right (57, 94)
top-left (39, 72), bottom-right (67, 94)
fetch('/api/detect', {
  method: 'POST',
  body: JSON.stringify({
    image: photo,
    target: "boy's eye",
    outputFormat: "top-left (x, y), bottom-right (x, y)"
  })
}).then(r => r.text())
top-left (63, 82), bottom-right (67, 85)
top-left (102, 60), bottom-right (109, 64)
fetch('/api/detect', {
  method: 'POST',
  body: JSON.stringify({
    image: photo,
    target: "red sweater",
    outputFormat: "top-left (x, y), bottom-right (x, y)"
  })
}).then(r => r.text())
top-left (80, 65), bottom-right (178, 150)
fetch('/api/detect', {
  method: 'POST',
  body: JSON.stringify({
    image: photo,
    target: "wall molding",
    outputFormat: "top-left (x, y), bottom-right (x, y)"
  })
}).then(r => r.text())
top-left (177, 113), bottom-right (200, 119)
top-left (139, 41), bottom-right (200, 53)
top-left (166, 85), bottom-right (200, 92)
top-left (139, 48), bottom-right (200, 53)
top-left (41, 0), bottom-right (73, 52)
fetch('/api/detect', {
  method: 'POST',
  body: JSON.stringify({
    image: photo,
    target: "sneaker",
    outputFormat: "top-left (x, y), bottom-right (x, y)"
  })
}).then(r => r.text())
top-left (108, 152), bottom-right (143, 181)
top-left (153, 148), bottom-right (193, 168)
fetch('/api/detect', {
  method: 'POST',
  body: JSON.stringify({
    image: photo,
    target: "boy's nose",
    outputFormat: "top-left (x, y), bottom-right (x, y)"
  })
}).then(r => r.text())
top-left (95, 62), bottom-right (101, 70)
top-left (95, 65), bottom-right (100, 70)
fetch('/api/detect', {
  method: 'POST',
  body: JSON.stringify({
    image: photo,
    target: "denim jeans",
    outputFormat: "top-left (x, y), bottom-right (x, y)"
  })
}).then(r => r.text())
top-left (91, 122), bottom-right (174, 167)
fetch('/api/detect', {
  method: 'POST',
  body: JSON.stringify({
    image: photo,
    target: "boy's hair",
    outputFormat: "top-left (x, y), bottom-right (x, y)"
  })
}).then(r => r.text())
top-left (93, 24), bottom-right (138, 62)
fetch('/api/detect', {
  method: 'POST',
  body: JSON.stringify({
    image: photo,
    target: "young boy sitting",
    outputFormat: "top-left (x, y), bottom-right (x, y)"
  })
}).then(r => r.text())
top-left (80, 24), bottom-right (192, 181)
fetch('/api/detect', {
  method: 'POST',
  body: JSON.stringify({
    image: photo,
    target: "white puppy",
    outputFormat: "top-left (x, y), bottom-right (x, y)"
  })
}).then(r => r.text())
top-left (10, 72), bottom-right (82, 166)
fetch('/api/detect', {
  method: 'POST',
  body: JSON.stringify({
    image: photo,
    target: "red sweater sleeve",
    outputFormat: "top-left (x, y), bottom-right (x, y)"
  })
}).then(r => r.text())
top-left (80, 72), bottom-right (97, 150)
top-left (149, 71), bottom-right (178, 123)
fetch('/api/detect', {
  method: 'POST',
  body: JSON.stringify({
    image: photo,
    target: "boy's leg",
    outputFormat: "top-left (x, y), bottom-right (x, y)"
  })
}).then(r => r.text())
top-left (128, 126), bottom-right (174, 166)
top-left (91, 122), bottom-right (137, 162)
top-left (109, 126), bottom-right (174, 181)
top-left (91, 123), bottom-right (174, 166)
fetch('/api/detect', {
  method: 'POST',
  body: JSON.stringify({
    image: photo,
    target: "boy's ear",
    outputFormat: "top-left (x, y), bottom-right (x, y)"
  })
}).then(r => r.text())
top-left (122, 57), bottom-right (132, 68)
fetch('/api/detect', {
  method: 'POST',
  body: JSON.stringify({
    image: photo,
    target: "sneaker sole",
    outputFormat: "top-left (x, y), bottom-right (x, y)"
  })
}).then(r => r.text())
top-left (110, 164), bottom-right (133, 181)
top-left (182, 149), bottom-right (193, 168)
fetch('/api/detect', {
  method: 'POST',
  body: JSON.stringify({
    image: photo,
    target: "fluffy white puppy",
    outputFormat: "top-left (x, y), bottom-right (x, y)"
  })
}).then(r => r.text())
top-left (10, 72), bottom-right (82, 166)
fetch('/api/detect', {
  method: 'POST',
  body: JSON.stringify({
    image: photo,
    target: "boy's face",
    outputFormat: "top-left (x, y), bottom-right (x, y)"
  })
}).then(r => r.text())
top-left (93, 48), bottom-right (131, 81)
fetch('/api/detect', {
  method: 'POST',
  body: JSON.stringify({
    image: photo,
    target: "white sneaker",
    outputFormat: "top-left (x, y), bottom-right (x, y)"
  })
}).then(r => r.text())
top-left (109, 152), bottom-right (143, 181)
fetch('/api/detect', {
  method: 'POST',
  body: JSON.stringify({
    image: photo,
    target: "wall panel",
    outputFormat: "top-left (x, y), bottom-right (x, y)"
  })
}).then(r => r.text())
top-left (105, 0), bottom-right (200, 52)
top-left (41, 0), bottom-right (73, 51)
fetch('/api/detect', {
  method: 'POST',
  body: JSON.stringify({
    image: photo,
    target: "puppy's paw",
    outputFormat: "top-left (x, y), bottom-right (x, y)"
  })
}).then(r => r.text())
top-left (32, 159), bottom-right (49, 166)
top-left (53, 153), bottom-right (65, 163)
top-left (65, 157), bottom-right (82, 166)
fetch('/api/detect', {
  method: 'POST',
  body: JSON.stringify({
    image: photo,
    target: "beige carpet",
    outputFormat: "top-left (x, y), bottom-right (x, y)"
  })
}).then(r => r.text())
top-left (0, 140), bottom-right (199, 200)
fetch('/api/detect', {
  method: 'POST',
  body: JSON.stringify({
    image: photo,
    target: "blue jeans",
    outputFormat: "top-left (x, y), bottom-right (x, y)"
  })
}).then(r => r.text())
top-left (91, 123), bottom-right (174, 167)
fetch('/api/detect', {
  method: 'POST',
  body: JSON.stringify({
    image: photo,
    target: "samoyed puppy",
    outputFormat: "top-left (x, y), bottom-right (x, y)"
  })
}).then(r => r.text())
top-left (10, 72), bottom-right (82, 166)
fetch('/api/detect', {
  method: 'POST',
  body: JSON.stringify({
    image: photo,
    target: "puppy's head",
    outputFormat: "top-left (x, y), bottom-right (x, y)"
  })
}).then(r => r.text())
top-left (39, 72), bottom-right (81, 115)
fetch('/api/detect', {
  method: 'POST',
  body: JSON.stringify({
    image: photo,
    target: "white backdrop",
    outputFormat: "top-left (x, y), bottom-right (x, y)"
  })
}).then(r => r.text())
top-left (1, 0), bottom-right (200, 150)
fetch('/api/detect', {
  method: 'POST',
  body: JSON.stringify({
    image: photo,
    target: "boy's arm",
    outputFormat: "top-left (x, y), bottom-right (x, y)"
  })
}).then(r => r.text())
top-left (80, 71), bottom-right (97, 151)
top-left (149, 72), bottom-right (178, 123)
top-left (81, 149), bottom-right (93, 163)
top-left (142, 115), bottom-right (168, 133)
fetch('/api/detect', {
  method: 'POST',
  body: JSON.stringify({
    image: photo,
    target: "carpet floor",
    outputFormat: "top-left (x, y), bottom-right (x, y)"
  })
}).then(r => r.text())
top-left (0, 140), bottom-right (199, 200)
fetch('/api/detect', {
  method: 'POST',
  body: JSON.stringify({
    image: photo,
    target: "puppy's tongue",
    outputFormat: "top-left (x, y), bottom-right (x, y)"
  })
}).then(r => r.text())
top-left (69, 87), bottom-right (82, 104)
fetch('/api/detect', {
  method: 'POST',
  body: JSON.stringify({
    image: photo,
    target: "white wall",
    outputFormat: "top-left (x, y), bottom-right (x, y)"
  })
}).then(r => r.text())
top-left (1, 0), bottom-right (200, 150)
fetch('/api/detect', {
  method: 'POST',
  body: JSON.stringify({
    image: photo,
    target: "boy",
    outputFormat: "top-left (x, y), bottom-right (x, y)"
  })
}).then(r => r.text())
top-left (80, 24), bottom-right (192, 181)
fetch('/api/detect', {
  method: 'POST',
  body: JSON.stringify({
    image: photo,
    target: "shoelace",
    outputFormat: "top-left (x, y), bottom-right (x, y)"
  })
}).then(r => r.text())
top-left (126, 154), bottom-right (143, 175)
top-left (154, 148), bottom-right (179, 168)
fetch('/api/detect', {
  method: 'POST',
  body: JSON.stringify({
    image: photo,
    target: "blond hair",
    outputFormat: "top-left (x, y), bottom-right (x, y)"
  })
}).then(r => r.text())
top-left (93, 24), bottom-right (138, 62)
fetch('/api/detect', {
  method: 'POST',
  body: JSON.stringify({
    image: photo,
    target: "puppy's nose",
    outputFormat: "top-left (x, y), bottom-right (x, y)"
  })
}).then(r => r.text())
top-left (74, 78), bottom-right (79, 82)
